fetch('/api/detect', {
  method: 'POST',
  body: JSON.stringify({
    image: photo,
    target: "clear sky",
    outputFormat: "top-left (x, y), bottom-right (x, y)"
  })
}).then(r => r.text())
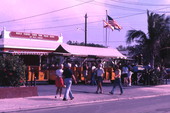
top-left (0, 0), bottom-right (170, 48)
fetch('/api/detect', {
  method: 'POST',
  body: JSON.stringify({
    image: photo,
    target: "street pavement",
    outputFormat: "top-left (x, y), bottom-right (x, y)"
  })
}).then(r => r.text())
top-left (1, 82), bottom-right (170, 113)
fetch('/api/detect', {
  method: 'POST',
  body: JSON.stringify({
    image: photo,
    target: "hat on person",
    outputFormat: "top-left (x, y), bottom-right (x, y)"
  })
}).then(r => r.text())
top-left (92, 66), bottom-right (96, 70)
top-left (98, 64), bottom-right (102, 67)
top-left (65, 63), bottom-right (72, 68)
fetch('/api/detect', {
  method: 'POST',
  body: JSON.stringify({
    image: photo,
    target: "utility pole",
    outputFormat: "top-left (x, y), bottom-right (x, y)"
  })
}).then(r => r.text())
top-left (85, 13), bottom-right (87, 46)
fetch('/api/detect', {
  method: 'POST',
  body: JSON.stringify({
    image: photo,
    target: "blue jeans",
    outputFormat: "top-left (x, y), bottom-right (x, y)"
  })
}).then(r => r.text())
top-left (111, 78), bottom-right (123, 94)
top-left (91, 75), bottom-right (96, 85)
top-left (64, 78), bottom-right (74, 99)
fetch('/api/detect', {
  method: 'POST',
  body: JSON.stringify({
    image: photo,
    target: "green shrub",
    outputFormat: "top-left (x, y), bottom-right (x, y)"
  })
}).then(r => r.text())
top-left (0, 54), bottom-right (26, 87)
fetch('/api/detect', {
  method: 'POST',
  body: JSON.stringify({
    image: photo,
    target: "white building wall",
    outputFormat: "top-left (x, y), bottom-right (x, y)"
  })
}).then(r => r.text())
top-left (0, 29), bottom-right (63, 51)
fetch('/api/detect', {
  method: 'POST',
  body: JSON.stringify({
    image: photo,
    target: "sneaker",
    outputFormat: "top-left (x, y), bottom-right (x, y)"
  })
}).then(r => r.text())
top-left (59, 97), bottom-right (63, 99)
top-left (120, 93), bottom-right (123, 95)
top-left (63, 85), bottom-right (66, 88)
top-left (95, 91), bottom-right (99, 94)
top-left (70, 97), bottom-right (74, 100)
top-left (99, 91), bottom-right (103, 94)
top-left (109, 92), bottom-right (113, 95)
top-left (55, 95), bottom-right (58, 98)
top-left (63, 98), bottom-right (68, 101)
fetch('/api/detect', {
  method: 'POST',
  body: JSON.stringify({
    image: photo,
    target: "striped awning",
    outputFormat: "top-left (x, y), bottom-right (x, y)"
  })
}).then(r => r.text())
top-left (10, 52), bottom-right (49, 55)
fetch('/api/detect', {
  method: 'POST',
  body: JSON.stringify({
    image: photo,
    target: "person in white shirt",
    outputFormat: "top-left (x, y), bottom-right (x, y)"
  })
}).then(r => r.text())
top-left (122, 64), bottom-right (129, 86)
top-left (55, 64), bottom-right (64, 99)
top-left (128, 69), bottom-right (133, 86)
top-left (95, 64), bottom-right (105, 94)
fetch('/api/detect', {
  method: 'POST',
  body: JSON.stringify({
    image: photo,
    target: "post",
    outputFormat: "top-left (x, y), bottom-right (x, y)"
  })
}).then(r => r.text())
top-left (34, 77), bottom-right (36, 86)
top-left (31, 67), bottom-right (34, 86)
top-left (26, 67), bottom-right (28, 87)
top-left (31, 73), bottom-right (33, 86)
top-left (39, 55), bottom-right (42, 67)
top-left (105, 10), bottom-right (108, 47)
top-left (85, 13), bottom-right (87, 46)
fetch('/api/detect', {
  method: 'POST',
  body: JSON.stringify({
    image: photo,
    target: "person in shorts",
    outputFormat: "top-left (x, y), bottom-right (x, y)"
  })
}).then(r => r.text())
top-left (55, 64), bottom-right (64, 99)
top-left (95, 64), bottom-right (105, 94)
top-left (122, 64), bottom-right (129, 86)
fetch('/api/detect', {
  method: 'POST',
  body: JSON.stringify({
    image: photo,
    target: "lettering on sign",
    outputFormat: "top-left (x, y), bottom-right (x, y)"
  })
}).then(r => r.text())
top-left (9, 31), bottom-right (59, 41)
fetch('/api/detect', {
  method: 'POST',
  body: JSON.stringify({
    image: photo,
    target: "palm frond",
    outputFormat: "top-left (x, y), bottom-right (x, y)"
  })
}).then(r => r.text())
top-left (126, 30), bottom-right (147, 44)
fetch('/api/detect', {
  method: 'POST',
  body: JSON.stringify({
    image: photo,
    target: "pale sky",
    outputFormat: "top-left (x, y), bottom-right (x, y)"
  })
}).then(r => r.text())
top-left (0, 0), bottom-right (170, 48)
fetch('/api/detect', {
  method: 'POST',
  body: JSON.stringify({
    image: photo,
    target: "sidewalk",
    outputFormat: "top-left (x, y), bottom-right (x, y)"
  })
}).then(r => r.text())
top-left (1, 84), bottom-right (170, 112)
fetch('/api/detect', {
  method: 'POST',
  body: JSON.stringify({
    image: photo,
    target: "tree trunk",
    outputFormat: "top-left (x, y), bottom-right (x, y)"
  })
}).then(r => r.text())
top-left (150, 54), bottom-right (155, 69)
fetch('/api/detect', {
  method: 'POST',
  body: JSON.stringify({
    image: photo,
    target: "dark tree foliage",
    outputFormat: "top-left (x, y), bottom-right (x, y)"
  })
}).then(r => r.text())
top-left (67, 40), bottom-right (106, 48)
top-left (0, 55), bottom-right (26, 87)
top-left (126, 10), bottom-right (170, 67)
top-left (116, 45), bottom-right (127, 51)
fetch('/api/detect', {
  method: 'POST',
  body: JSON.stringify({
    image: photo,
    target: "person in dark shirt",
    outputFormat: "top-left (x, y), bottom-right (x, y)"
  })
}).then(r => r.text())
top-left (109, 65), bottom-right (123, 95)
top-left (83, 63), bottom-right (88, 84)
top-left (63, 63), bottom-right (77, 101)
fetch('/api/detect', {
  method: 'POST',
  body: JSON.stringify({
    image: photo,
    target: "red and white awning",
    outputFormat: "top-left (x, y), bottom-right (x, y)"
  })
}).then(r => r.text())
top-left (10, 51), bottom-right (49, 55)
top-left (54, 44), bottom-right (127, 59)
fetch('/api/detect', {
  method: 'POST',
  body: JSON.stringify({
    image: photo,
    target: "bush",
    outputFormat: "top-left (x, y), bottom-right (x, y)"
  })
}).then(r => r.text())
top-left (0, 54), bottom-right (26, 87)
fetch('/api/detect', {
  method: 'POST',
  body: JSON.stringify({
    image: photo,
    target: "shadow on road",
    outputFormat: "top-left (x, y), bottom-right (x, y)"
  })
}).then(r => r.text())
top-left (27, 97), bottom-right (56, 101)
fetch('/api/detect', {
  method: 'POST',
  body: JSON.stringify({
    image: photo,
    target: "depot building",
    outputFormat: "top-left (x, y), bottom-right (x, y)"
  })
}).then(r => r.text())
top-left (0, 28), bottom-right (126, 83)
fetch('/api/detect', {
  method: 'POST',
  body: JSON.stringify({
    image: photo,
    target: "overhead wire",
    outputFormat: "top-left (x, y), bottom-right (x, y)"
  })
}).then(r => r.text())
top-left (92, 1), bottom-right (170, 14)
top-left (88, 40), bottom-right (126, 43)
top-left (1, 0), bottom-right (169, 47)
top-left (109, 0), bottom-right (170, 13)
top-left (2, 16), bottom-right (84, 27)
top-left (10, 12), bottom-right (153, 31)
top-left (92, 1), bottom-right (146, 12)
top-left (15, 20), bottom-right (102, 31)
top-left (110, 0), bottom-right (170, 6)
top-left (4, 1), bottom-right (170, 32)
top-left (14, 8), bottom-right (168, 32)
top-left (15, 8), bottom-right (162, 32)
top-left (13, 12), bottom-right (146, 31)
top-left (0, 0), bottom-right (93, 24)
top-left (4, 14), bottom-right (106, 28)
top-left (1, 0), bottom-right (148, 26)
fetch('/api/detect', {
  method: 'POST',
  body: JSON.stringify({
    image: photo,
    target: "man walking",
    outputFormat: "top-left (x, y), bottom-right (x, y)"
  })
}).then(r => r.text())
top-left (110, 65), bottom-right (123, 95)
top-left (63, 63), bottom-right (77, 101)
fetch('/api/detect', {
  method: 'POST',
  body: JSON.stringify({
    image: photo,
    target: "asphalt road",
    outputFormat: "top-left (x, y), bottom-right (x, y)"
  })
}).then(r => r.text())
top-left (15, 95), bottom-right (170, 113)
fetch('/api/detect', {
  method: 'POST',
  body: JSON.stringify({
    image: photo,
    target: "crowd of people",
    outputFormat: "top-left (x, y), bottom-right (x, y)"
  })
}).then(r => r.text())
top-left (54, 62), bottom-right (169, 101)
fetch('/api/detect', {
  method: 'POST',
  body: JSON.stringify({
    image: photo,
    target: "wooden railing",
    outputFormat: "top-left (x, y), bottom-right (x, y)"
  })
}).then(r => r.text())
top-left (26, 66), bottom-right (49, 82)
top-left (26, 66), bottom-right (116, 83)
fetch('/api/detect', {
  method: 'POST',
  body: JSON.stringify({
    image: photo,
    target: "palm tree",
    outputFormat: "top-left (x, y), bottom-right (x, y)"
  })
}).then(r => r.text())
top-left (126, 10), bottom-right (170, 68)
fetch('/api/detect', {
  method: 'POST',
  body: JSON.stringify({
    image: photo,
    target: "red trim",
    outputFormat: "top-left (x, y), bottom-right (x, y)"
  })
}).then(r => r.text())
top-left (10, 31), bottom-right (59, 41)
top-left (3, 48), bottom-right (52, 52)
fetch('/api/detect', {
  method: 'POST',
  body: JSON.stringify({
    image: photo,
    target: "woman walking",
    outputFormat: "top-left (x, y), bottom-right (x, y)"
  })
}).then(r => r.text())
top-left (55, 64), bottom-right (64, 99)
top-left (91, 66), bottom-right (97, 85)
top-left (110, 65), bottom-right (123, 95)
top-left (83, 63), bottom-right (88, 84)
top-left (96, 64), bottom-right (105, 94)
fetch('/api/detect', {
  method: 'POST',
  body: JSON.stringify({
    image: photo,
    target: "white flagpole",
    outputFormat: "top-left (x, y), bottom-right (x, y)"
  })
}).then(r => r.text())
top-left (105, 10), bottom-right (108, 47)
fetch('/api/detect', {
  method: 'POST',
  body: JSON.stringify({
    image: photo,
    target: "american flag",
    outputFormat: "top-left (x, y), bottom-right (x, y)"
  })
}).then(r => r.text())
top-left (104, 15), bottom-right (122, 31)
top-left (103, 20), bottom-right (114, 31)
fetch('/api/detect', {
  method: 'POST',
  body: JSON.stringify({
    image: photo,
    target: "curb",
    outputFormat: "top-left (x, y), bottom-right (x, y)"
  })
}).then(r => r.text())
top-left (1, 92), bottom-right (170, 113)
